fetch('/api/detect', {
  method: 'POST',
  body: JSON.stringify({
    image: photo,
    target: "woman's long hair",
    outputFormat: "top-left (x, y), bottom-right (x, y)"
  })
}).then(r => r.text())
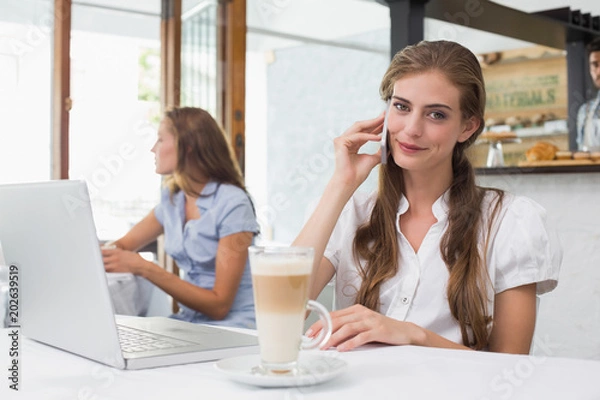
top-left (353, 40), bottom-right (504, 349)
top-left (162, 107), bottom-right (246, 198)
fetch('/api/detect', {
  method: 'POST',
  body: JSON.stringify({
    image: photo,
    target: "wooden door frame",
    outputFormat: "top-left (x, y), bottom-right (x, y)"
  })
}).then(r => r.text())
top-left (218, 0), bottom-right (246, 174)
top-left (52, 0), bottom-right (71, 180)
top-left (161, 0), bottom-right (182, 111)
top-left (161, 0), bottom-right (183, 313)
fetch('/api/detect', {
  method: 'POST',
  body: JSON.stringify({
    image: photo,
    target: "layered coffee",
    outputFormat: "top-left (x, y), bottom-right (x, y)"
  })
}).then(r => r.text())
top-left (251, 256), bottom-right (311, 366)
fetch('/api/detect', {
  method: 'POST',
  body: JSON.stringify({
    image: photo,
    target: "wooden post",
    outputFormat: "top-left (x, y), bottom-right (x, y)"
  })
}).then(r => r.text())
top-left (218, 0), bottom-right (246, 174)
top-left (52, 0), bottom-right (71, 179)
top-left (161, 0), bottom-right (182, 111)
top-left (160, 0), bottom-right (182, 314)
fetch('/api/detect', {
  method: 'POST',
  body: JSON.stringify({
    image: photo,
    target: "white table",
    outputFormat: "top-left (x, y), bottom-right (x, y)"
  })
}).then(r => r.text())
top-left (2, 331), bottom-right (600, 400)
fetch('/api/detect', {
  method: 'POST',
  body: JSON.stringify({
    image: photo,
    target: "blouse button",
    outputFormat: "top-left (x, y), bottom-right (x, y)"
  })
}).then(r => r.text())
top-left (401, 297), bottom-right (410, 305)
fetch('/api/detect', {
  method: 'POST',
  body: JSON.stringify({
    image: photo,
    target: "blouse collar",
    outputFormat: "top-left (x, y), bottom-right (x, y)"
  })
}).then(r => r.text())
top-left (195, 181), bottom-right (219, 212)
top-left (396, 189), bottom-right (450, 231)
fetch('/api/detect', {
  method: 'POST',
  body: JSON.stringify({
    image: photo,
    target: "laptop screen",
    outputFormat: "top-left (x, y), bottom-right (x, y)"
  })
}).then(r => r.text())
top-left (0, 180), bottom-right (126, 368)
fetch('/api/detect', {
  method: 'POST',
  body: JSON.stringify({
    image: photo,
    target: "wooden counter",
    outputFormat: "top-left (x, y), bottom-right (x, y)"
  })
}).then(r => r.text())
top-left (476, 163), bottom-right (600, 175)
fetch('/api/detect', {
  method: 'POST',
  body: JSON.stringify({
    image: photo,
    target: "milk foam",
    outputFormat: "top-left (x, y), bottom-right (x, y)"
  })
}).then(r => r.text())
top-left (250, 257), bottom-right (312, 276)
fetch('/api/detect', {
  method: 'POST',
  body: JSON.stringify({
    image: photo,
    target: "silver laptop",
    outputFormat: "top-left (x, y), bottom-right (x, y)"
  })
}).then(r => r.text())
top-left (0, 180), bottom-right (258, 370)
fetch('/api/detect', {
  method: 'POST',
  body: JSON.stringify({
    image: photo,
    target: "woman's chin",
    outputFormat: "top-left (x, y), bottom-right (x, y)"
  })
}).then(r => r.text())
top-left (391, 155), bottom-right (426, 171)
top-left (390, 154), bottom-right (412, 169)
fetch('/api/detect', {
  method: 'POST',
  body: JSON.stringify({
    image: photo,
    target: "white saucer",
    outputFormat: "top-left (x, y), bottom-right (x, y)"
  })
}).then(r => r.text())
top-left (215, 353), bottom-right (348, 388)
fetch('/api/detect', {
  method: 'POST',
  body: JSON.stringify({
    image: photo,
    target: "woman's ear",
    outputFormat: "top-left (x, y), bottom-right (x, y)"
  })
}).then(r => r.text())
top-left (458, 116), bottom-right (480, 143)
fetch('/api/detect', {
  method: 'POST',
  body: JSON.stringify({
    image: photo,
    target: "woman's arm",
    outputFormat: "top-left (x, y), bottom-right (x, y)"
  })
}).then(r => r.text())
top-left (307, 304), bottom-right (472, 351)
top-left (309, 283), bottom-right (537, 354)
top-left (293, 114), bottom-right (384, 298)
top-left (102, 209), bottom-right (164, 273)
top-left (293, 178), bottom-right (357, 299)
top-left (106, 231), bottom-right (253, 320)
top-left (487, 283), bottom-right (537, 354)
top-left (103, 208), bottom-right (254, 320)
top-left (108, 209), bottom-right (164, 252)
top-left (137, 231), bottom-right (254, 320)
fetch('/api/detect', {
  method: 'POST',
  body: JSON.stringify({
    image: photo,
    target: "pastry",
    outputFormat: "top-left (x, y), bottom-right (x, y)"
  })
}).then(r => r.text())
top-left (573, 151), bottom-right (591, 160)
top-left (505, 116), bottom-right (521, 127)
top-left (525, 141), bottom-right (559, 161)
top-left (530, 113), bottom-right (544, 126)
top-left (554, 151), bottom-right (573, 160)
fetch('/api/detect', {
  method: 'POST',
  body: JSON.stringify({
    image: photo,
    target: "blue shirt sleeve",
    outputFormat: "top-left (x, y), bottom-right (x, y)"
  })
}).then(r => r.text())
top-left (215, 186), bottom-right (259, 238)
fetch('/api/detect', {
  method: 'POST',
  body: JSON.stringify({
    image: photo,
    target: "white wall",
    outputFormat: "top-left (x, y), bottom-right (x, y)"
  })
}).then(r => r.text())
top-left (478, 172), bottom-right (600, 360)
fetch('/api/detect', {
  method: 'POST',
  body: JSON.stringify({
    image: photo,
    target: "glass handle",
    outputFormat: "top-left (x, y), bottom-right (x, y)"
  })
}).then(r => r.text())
top-left (301, 300), bottom-right (332, 350)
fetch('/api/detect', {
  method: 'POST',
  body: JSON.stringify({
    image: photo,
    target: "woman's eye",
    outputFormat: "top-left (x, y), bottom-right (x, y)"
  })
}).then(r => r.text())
top-left (430, 111), bottom-right (446, 120)
top-left (394, 103), bottom-right (409, 111)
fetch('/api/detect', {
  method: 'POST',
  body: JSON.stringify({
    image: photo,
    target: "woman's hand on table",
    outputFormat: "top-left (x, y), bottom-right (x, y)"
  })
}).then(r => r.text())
top-left (307, 304), bottom-right (423, 352)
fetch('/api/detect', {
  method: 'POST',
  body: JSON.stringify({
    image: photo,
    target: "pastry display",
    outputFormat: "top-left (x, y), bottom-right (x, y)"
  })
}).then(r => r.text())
top-left (481, 112), bottom-right (599, 167)
top-left (520, 146), bottom-right (600, 166)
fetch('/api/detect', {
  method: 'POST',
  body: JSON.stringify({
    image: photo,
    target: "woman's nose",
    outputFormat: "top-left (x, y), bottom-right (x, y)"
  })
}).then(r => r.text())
top-left (401, 114), bottom-right (423, 138)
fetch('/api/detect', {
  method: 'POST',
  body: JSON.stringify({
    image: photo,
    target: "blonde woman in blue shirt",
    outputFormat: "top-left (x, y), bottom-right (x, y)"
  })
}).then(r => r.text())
top-left (297, 41), bottom-right (561, 353)
top-left (102, 107), bottom-right (259, 329)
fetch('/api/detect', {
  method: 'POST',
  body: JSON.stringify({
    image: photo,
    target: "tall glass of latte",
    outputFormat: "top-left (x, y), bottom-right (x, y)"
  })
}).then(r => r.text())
top-left (248, 246), bottom-right (332, 375)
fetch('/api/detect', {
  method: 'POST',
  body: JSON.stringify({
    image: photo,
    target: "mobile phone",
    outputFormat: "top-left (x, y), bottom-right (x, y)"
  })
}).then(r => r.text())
top-left (381, 99), bottom-right (391, 165)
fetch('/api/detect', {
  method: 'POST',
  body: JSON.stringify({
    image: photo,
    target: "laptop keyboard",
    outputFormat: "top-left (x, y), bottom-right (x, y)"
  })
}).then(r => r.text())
top-left (117, 325), bottom-right (193, 353)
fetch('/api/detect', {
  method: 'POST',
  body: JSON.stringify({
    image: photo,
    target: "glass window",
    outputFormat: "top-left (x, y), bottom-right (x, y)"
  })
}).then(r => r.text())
top-left (181, 0), bottom-right (218, 114)
top-left (245, 0), bottom-right (390, 244)
top-left (69, 2), bottom-right (162, 240)
top-left (0, 0), bottom-right (53, 184)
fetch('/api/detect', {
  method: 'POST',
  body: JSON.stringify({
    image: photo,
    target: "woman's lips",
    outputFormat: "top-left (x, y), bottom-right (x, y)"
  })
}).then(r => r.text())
top-left (398, 141), bottom-right (426, 153)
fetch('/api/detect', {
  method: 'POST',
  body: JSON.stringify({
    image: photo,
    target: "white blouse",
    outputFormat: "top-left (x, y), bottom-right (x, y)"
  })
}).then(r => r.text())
top-left (323, 190), bottom-right (562, 345)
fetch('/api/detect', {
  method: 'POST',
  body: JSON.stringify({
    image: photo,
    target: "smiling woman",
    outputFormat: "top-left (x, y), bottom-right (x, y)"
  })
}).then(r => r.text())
top-left (292, 40), bottom-right (561, 354)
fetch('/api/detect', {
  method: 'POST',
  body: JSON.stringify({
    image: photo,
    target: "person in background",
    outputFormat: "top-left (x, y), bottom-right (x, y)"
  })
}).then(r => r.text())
top-left (102, 107), bottom-right (259, 329)
top-left (576, 37), bottom-right (600, 151)
top-left (295, 40), bottom-right (561, 354)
